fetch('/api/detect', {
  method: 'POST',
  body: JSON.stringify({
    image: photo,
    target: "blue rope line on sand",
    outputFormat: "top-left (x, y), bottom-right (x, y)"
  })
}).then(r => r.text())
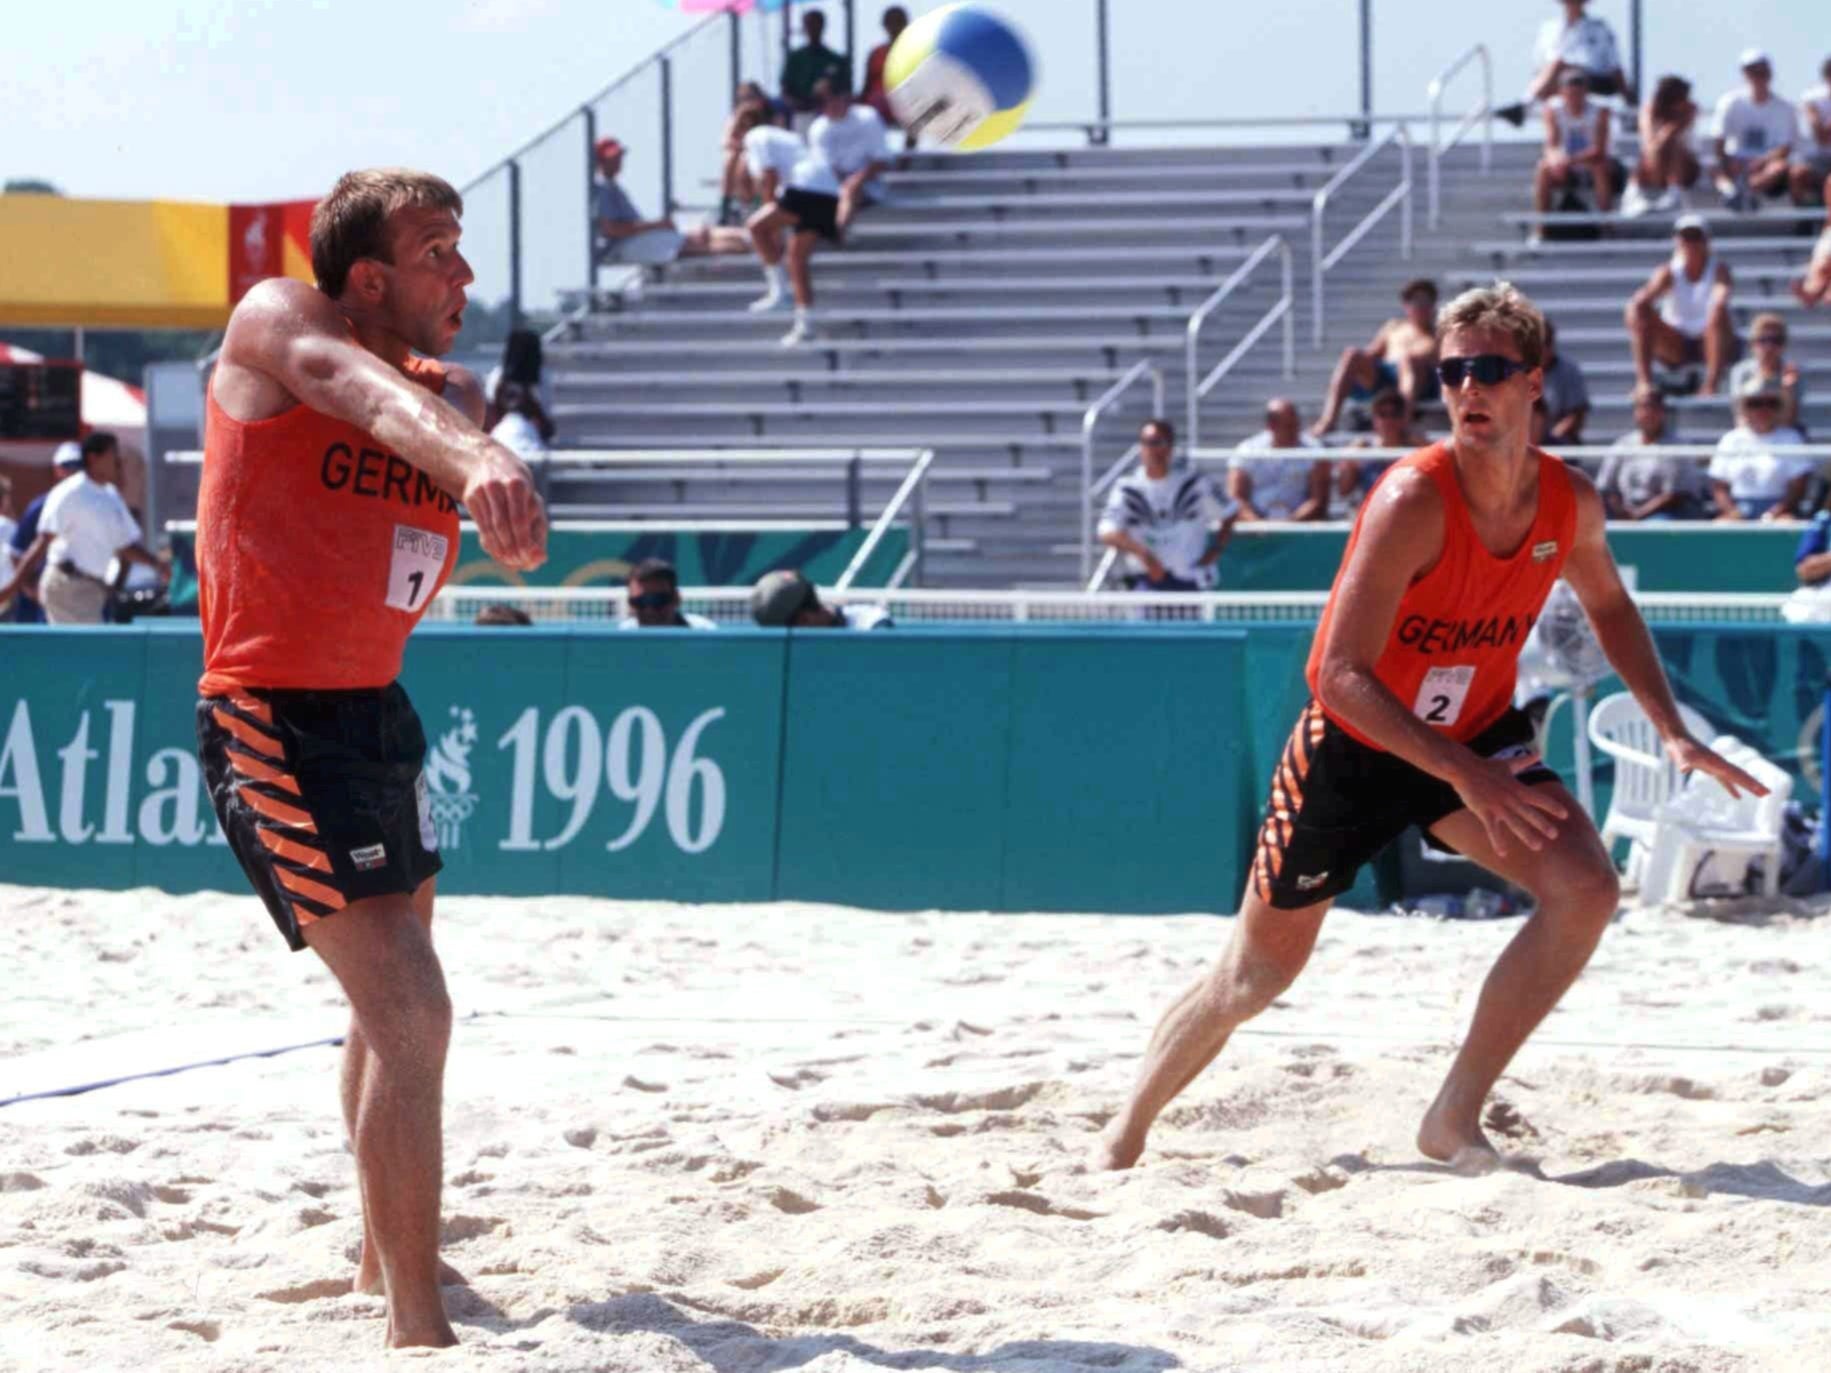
top-left (0, 1035), bottom-right (345, 1108)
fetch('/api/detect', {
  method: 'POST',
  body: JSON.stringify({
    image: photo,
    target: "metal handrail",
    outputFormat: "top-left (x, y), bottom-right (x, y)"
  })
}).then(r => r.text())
top-left (1021, 113), bottom-right (1442, 145)
top-left (1080, 360), bottom-right (1166, 581)
top-left (839, 449), bottom-right (933, 590)
top-left (1184, 236), bottom-right (1295, 449)
top-left (1311, 123), bottom-right (1413, 349)
top-left (1086, 546), bottom-right (1121, 592)
top-left (1426, 44), bottom-right (1494, 229)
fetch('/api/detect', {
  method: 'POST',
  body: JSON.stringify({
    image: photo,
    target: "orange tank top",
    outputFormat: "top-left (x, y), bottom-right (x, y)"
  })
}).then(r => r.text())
top-left (1305, 443), bottom-right (1577, 748)
top-left (196, 356), bottom-right (461, 695)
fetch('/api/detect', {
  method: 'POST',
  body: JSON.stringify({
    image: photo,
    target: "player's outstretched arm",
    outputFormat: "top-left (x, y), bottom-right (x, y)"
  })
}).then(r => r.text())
top-left (1561, 470), bottom-right (1765, 799)
top-left (221, 279), bottom-right (546, 570)
top-left (1313, 470), bottom-right (1568, 857)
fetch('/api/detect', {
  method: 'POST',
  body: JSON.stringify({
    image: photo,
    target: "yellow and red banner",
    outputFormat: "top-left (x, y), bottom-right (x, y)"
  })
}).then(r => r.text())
top-left (0, 195), bottom-right (316, 330)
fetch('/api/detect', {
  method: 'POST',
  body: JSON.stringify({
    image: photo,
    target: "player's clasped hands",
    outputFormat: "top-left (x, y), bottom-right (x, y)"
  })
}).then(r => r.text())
top-left (465, 451), bottom-right (548, 571)
top-left (1451, 751), bottom-right (1569, 859)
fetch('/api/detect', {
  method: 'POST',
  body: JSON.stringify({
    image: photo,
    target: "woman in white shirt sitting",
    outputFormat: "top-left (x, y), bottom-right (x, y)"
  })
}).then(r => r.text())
top-left (1709, 381), bottom-right (1811, 520)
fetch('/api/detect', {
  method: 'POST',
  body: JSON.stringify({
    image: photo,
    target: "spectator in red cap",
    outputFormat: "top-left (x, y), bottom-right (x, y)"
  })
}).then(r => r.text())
top-left (593, 136), bottom-right (749, 269)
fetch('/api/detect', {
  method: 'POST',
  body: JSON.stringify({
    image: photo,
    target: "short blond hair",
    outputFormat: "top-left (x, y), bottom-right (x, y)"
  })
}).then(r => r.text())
top-left (1435, 281), bottom-right (1546, 370)
top-left (1749, 312), bottom-right (1788, 343)
top-left (310, 168), bottom-right (463, 299)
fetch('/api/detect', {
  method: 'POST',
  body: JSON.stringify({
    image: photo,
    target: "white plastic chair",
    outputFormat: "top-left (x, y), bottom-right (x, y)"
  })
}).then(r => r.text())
top-left (1637, 739), bottom-right (1793, 905)
top-left (1587, 692), bottom-right (1714, 884)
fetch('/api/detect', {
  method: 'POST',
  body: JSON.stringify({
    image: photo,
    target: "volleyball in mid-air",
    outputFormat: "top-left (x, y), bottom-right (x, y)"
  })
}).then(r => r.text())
top-left (884, 4), bottom-right (1036, 151)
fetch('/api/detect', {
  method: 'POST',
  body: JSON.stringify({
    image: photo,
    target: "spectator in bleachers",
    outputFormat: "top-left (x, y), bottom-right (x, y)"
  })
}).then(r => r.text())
top-left (809, 78), bottom-right (891, 232)
top-left (1231, 399), bottom-right (1331, 522)
top-left (1309, 278), bottom-right (1439, 436)
top-left (1712, 51), bottom-right (1796, 213)
top-left (751, 569), bottom-right (891, 629)
top-left (781, 9), bottom-right (850, 125)
top-left (1624, 76), bottom-right (1702, 217)
top-left (1626, 214), bottom-right (1736, 395)
top-left (593, 136), bottom-right (751, 268)
top-left (484, 328), bottom-right (552, 433)
top-left (1797, 184), bottom-right (1831, 307)
top-left (490, 384), bottom-right (553, 462)
top-left (719, 92), bottom-right (774, 226)
top-left (1597, 387), bottom-right (1705, 520)
top-left (1539, 319), bottom-right (1592, 444)
top-left (474, 605), bottom-right (533, 627)
top-left (1728, 313), bottom-right (1805, 430)
top-left (0, 432), bottom-right (167, 624)
top-left (1335, 389), bottom-right (1424, 509)
top-left (6, 441), bottom-right (83, 623)
top-left (1536, 72), bottom-right (1621, 222)
top-left (1709, 376), bottom-right (1811, 520)
top-left (861, 8), bottom-right (909, 128)
top-left (1097, 419), bottom-right (1239, 591)
top-left (0, 474), bottom-right (14, 617)
top-left (1497, 0), bottom-right (1634, 127)
top-left (620, 559), bottom-right (718, 630)
top-left (1786, 509), bottom-right (1831, 622)
top-left (747, 82), bottom-right (851, 347)
top-left (1791, 57), bottom-right (1831, 207)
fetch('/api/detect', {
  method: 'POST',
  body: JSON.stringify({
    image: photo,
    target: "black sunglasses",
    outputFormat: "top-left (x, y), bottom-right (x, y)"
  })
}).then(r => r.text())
top-left (628, 590), bottom-right (678, 609)
top-left (1436, 355), bottom-right (1532, 388)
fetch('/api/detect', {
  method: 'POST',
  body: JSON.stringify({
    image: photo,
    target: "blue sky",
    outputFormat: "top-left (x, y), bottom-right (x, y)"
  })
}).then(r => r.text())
top-left (10, 1), bottom-right (1826, 203)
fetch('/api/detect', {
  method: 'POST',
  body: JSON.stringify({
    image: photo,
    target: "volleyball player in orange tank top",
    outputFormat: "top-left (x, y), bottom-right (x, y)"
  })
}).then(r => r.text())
top-left (1098, 284), bottom-right (1761, 1176)
top-left (194, 170), bottom-right (546, 1350)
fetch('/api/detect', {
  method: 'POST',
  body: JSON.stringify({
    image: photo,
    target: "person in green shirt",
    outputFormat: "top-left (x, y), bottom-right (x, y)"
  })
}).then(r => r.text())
top-left (782, 9), bottom-right (849, 119)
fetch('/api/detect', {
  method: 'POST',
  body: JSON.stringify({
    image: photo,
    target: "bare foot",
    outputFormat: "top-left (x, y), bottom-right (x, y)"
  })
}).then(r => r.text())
top-left (1417, 1102), bottom-right (1501, 1173)
top-left (354, 1251), bottom-right (468, 1296)
top-left (1092, 1120), bottom-right (1145, 1171)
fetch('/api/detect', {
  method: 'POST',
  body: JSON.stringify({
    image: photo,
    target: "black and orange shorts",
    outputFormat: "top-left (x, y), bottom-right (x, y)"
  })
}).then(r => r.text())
top-left (196, 683), bottom-right (442, 951)
top-left (1249, 700), bottom-right (1560, 910)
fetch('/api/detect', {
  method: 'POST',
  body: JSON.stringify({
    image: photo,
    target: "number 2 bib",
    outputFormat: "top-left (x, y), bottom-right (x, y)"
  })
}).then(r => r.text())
top-left (1413, 665), bottom-right (1476, 727)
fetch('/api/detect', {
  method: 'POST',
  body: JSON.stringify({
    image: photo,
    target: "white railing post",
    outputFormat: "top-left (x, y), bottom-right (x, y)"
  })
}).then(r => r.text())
top-left (1184, 237), bottom-right (1295, 448)
top-left (1080, 360), bottom-right (1163, 582)
top-left (1426, 43), bottom-right (1493, 229)
top-left (1311, 126), bottom-right (1411, 350)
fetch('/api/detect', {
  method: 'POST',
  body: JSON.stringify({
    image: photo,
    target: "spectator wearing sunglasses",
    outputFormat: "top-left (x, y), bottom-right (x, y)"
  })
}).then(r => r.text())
top-left (1098, 418), bottom-right (1240, 591)
top-left (1625, 214), bottom-right (1736, 395)
top-left (1310, 278), bottom-right (1440, 436)
top-left (619, 559), bottom-right (718, 630)
top-left (1337, 390), bottom-right (1426, 509)
top-left (1231, 398), bottom-right (1332, 521)
top-left (1712, 51), bottom-right (1796, 213)
top-left (1708, 377), bottom-right (1811, 520)
top-left (1597, 388), bottom-right (1704, 521)
top-left (1727, 313), bottom-right (1805, 429)
top-left (1535, 71), bottom-right (1621, 226)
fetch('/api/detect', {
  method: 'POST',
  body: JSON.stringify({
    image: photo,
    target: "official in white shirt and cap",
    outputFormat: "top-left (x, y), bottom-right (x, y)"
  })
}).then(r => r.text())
top-left (0, 431), bottom-right (168, 624)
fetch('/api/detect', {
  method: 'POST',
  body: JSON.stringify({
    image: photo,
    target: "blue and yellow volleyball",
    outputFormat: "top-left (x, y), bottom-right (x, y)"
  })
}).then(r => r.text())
top-left (884, 5), bottom-right (1036, 151)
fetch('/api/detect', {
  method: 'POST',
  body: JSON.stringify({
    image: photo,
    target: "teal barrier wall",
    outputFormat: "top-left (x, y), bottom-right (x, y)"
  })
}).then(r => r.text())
top-left (2, 621), bottom-right (1822, 913)
top-left (1223, 525), bottom-right (1806, 594)
top-left (163, 525), bottom-right (909, 607)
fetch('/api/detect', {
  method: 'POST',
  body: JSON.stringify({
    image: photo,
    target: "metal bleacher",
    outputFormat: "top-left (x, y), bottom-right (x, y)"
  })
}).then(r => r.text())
top-left (542, 120), bottom-right (1829, 588)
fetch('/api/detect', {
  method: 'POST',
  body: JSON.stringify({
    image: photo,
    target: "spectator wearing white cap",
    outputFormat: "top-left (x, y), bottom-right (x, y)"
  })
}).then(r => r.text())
top-left (0, 432), bottom-right (168, 623)
top-left (4, 440), bottom-right (85, 623)
top-left (1708, 376), bottom-right (1810, 521)
top-left (1792, 57), bottom-right (1831, 207)
top-left (1625, 214), bottom-right (1737, 395)
top-left (1497, 1), bottom-right (1634, 128)
top-left (1713, 51), bottom-right (1796, 212)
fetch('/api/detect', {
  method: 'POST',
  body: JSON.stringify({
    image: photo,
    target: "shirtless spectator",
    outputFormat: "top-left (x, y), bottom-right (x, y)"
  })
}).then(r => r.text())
top-left (1336, 389), bottom-right (1426, 509)
top-left (1794, 58), bottom-right (1831, 206)
top-left (1796, 183), bottom-right (1831, 308)
top-left (1713, 51), bottom-right (1796, 212)
top-left (1536, 72), bottom-right (1620, 220)
top-left (1624, 76), bottom-right (1702, 217)
top-left (1497, 0), bottom-right (1634, 126)
top-left (1310, 278), bottom-right (1439, 435)
top-left (1709, 378), bottom-right (1811, 520)
top-left (1540, 320), bottom-right (1592, 445)
top-left (1598, 388), bottom-right (1705, 520)
top-left (1625, 214), bottom-right (1736, 395)
top-left (1728, 313), bottom-right (1805, 430)
top-left (1231, 399), bottom-right (1331, 522)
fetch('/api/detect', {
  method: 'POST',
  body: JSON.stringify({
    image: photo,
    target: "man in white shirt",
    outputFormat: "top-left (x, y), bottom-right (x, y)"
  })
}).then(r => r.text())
top-left (1497, 1), bottom-right (1633, 126)
top-left (1228, 398), bottom-right (1332, 522)
top-left (0, 474), bottom-right (15, 617)
top-left (0, 431), bottom-right (167, 623)
top-left (1098, 419), bottom-right (1239, 591)
top-left (1791, 56), bottom-right (1831, 205)
top-left (1713, 51), bottom-right (1796, 211)
top-left (750, 569), bottom-right (891, 630)
top-left (1709, 379), bottom-right (1811, 521)
top-left (1597, 388), bottom-right (1704, 521)
top-left (618, 559), bottom-right (718, 630)
top-left (809, 87), bottom-right (891, 231)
